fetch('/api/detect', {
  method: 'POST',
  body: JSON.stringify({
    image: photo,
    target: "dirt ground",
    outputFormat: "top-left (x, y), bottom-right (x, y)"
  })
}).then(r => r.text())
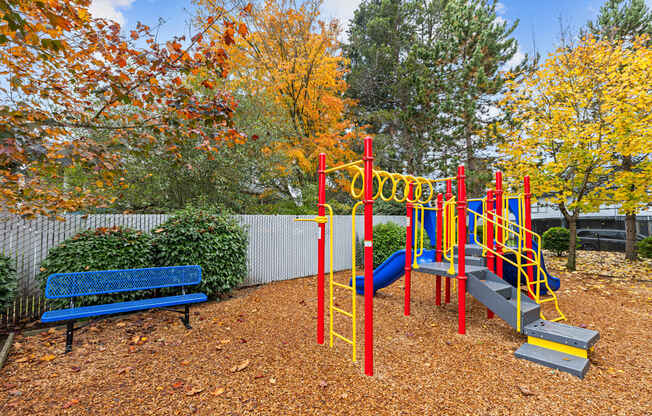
top-left (1, 253), bottom-right (651, 415)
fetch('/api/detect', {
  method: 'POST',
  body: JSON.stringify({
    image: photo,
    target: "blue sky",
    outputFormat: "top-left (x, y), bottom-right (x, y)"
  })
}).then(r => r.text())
top-left (89, 0), bottom-right (652, 59)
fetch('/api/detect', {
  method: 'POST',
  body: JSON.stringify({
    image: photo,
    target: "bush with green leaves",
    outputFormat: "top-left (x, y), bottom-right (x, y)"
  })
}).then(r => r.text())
top-left (0, 254), bottom-right (17, 309)
top-left (637, 236), bottom-right (652, 259)
top-left (38, 227), bottom-right (154, 307)
top-left (542, 227), bottom-right (571, 256)
top-left (151, 207), bottom-right (248, 297)
top-left (372, 221), bottom-right (430, 268)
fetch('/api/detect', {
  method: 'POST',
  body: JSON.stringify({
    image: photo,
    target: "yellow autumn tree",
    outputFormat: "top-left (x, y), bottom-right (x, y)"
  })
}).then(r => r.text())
top-left (196, 0), bottom-right (359, 187)
top-left (498, 35), bottom-right (652, 270)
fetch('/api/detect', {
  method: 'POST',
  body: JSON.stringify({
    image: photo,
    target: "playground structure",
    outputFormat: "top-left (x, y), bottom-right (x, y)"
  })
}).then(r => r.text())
top-left (297, 137), bottom-right (599, 378)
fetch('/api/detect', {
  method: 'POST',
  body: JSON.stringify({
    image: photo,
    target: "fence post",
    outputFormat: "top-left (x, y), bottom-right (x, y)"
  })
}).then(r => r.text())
top-left (435, 193), bottom-right (443, 306)
top-left (445, 179), bottom-right (453, 304)
top-left (486, 190), bottom-right (495, 319)
top-left (317, 153), bottom-right (326, 345)
top-left (456, 166), bottom-right (467, 335)
top-left (363, 136), bottom-right (374, 377)
top-left (404, 183), bottom-right (414, 316)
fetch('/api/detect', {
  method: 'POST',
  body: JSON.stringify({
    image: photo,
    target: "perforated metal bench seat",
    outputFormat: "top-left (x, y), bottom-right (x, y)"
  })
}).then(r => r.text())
top-left (40, 265), bottom-right (206, 352)
top-left (41, 293), bottom-right (207, 323)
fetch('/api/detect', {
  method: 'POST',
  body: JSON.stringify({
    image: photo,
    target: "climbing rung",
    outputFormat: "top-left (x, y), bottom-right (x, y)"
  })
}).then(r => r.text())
top-left (550, 316), bottom-right (565, 322)
top-left (333, 281), bottom-right (354, 291)
top-left (332, 306), bottom-right (353, 318)
top-left (538, 297), bottom-right (556, 303)
top-left (332, 331), bottom-right (354, 345)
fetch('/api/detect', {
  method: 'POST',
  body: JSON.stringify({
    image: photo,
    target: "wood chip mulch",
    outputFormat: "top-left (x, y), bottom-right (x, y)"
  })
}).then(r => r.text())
top-left (1, 256), bottom-right (651, 415)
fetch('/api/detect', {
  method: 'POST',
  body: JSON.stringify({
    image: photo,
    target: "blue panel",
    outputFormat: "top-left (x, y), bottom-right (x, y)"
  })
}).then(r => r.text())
top-left (468, 200), bottom-right (484, 244)
top-left (45, 265), bottom-right (202, 299)
top-left (41, 293), bottom-right (207, 322)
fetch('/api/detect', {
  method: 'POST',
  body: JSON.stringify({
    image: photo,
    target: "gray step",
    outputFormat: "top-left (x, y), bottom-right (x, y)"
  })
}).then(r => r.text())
top-left (523, 320), bottom-right (599, 350)
top-left (483, 279), bottom-right (512, 298)
top-left (417, 261), bottom-right (488, 279)
top-left (467, 272), bottom-right (539, 329)
top-left (514, 343), bottom-right (590, 378)
top-left (454, 245), bottom-right (484, 257)
top-left (454, 255), bottom-right (486, 266)
top-left (507, 293), bottom-right (541, 327)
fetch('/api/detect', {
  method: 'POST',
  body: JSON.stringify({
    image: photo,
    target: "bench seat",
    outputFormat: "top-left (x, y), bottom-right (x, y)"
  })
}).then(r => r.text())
top-left (41, 293), bottom-right (207, 323)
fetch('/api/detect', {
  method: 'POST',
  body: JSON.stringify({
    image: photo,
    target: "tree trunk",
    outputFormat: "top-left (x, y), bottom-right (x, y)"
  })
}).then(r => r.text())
top-left (623, 155), bottom-right (637, 261)
top-left (625, 212), bottom-right (637, 260)
top-left (567, 216), bottom-right (577, 271)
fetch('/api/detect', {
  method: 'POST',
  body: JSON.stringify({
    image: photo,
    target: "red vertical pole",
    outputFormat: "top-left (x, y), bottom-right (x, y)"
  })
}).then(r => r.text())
top-left (363, 136), bottom-right (374, 377)
top-left (524, 176), bottom-right (534, 299)
top-left (456, 166), bottom-right (467, 335)
top-left (444, 179), bottom-right (453, 304)
top-left (404, 183), bottom-right (414, 316)
top-left (495, 172), bottom-right (504, 281)
top-left (486, 190), bottom-right (495, 319)
top-left (435, 193), bottom-right (443, 306)
top-left (317, 154), bottom-right (326, 345)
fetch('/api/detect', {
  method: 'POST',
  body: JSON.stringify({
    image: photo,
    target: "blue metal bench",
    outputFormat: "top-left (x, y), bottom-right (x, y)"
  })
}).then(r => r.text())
top-left (41, 265), bottom-right (207, 352)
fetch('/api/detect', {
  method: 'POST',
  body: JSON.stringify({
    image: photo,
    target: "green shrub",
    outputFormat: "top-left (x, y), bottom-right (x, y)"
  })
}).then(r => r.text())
top-left (38, 226), bottom-right (154, 307)
top-left (542, 227), bottom-right (571, 256)
top-left (372, 222), bottom-right (430, 268)
top-left (151, 207), bottom-right (248, 297)
top-left (638, 236), bottom-right (652, 259)
top-left (0, 254), bottom-right (17, 309)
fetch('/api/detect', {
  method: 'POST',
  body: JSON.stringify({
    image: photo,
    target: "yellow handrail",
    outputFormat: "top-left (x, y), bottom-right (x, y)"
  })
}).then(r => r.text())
top-left (467, 206), bottom-right (565, 330)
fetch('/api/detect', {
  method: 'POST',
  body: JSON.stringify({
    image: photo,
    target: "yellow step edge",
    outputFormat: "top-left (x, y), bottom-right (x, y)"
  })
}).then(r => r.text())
top-left (527, 336), bottom-right (587, 358)
top-left (332, 331), bottom-right (354, 345)
top-left (332, 281), bottom-right (354, 290)
top-left (332, 306), bottom-right (353, 318)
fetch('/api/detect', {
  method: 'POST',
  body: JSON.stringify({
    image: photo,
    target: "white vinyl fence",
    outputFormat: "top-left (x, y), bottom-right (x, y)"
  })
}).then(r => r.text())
top-left (0, 214), bottom-right (402, 326)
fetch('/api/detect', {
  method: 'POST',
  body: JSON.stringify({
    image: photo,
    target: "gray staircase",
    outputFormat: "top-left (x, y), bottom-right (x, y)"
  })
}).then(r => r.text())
top-left (417, 249), bottom-right (599, 378)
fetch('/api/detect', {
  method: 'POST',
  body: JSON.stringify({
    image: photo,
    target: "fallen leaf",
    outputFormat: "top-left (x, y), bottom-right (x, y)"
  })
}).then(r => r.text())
top-left (269, 378), bottom-right (276, 385)
top-left (117, 322), bottom-right (127, 328)
top-left (231, 359), bottom-right (250, 372)
top-left (212, 387), bottom-right (226, 396)
top-left (15, 357), bottom-right (29, 363)
top-left (181, 360), bottom-right (190, 366)
top-left (172, 381), bottom-right (184, 389)
top-left (62, 399), bottom-right (79, 408)
top-left (118, 367), bottom-right (133, 374)
top-left (518, 385), bottom-right (534, 396)
top-left (318, 380), bottom-right (328, 388)
top-left (186, 387), bottom-right (204, 396)
top-left (40, 354), bottom-right (56, 362)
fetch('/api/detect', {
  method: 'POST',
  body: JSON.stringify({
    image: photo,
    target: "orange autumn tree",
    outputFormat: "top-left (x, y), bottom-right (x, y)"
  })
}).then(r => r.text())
top-left (196, 0), bottom-right (359, 187)
top-left (0, 0), bottom-right (251, 217)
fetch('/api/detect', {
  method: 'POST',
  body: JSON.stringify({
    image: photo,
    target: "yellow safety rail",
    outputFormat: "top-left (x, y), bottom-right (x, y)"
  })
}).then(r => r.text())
top-left (467, 204), bottom-right (565, 331)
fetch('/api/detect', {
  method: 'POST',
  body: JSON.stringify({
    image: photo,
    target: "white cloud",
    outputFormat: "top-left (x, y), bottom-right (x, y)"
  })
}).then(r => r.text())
top-left (494, 16), bottom-right (506, 26)
top-left (504, 47), bottom-right (525, 70)
top-left (495, 2), bottom-right (506, 15)
top-left (89, 0), bottom-right (136, 26)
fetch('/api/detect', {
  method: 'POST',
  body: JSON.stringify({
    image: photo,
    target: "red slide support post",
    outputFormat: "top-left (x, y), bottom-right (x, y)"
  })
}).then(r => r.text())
top-left (444, 179), bottom-right (453, 304)
top-left (523, 176), bottom-right (534, 299)
top-left (363, 137), bottom-right (374, 377)
top-left (486, 190), bottom-right (495, 319)
top-left (456, 166), bottom-right (467, 335)
top-left (495, 172), bottom-right (504, 281)
top-left (404, 183), bottom-right (414, 316)
top-left (317, 154), bottom-right (326, 345)
top-left (435, 193), bottom-right (443, 306)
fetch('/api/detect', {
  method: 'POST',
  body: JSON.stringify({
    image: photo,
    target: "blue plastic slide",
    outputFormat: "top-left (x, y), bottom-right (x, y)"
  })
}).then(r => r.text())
top-left (350, 249), bottom-right (436, 295)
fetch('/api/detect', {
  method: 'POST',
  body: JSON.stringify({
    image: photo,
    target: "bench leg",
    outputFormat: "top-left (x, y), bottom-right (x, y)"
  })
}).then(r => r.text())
top-left (65, 321), bottom-right (74, 353)
top-left (181, 305), bottom-right (192, 330)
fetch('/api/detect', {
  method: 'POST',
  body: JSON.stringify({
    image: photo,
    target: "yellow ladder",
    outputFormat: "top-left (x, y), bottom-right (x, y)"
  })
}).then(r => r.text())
top-left (297, 204), bottom-right (357, 362)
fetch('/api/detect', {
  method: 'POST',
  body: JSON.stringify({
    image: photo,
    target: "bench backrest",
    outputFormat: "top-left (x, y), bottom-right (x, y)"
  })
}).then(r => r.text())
top-left (45, 265), bottom-right (202, 299)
